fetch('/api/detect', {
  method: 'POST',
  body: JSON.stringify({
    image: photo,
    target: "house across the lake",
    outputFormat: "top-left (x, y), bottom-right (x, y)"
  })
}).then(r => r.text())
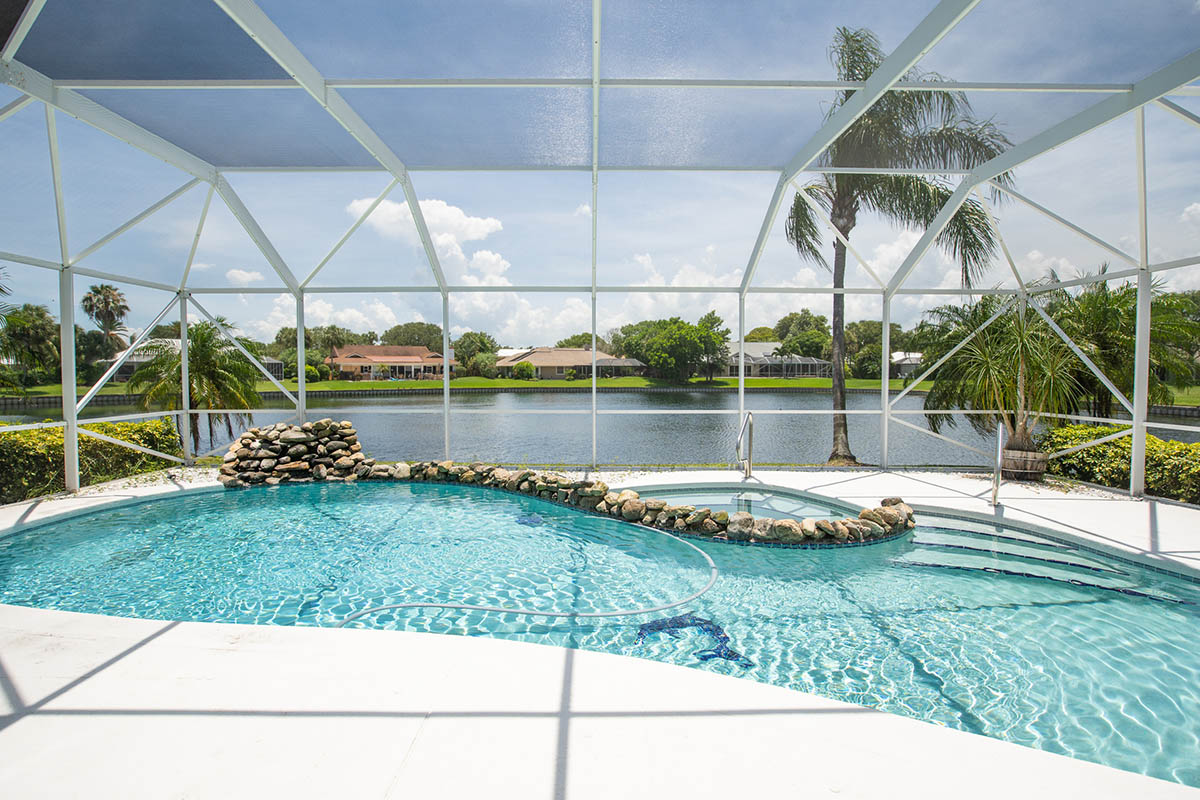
top-left (495, 347), bottom-right (645, 379)
top-left (726, 342), bottom-right (831, 378)
top-left (110, 339), bottom-right (284, 382)
top-left (325, 345), bottom-right (453, 380)
top-left (891, 351), bottom-right (923, 378)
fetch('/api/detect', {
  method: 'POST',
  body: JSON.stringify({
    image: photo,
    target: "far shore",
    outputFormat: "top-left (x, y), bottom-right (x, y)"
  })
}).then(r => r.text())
top-left (3, 377), bottom-right (1199, 417)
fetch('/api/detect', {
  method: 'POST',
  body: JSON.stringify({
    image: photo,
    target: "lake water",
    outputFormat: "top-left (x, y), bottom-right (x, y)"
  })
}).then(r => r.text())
top-left (9, 389), bottom-right (1194, 467)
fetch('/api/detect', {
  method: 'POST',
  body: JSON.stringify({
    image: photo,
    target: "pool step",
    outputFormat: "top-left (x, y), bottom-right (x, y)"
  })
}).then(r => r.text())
top-left (912, 530), bottom-right (1124, 575)
top-left (892, 548), bottom-right (1192, 604)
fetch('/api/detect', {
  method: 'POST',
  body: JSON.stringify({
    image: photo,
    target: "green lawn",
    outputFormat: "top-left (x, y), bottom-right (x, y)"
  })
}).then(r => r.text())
top-left (3, 376), bottom-right (933, 397)
top-left (1170, 385), bottom-right (1200, 406)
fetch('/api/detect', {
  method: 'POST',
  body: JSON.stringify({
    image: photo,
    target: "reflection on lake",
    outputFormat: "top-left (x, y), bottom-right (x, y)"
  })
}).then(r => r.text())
top-left (6, 390), bottom-right (1197, 467)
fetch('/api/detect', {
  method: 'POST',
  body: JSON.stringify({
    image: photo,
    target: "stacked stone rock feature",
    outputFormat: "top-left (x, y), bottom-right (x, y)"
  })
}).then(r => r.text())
top-left (221, 435), bottom-right (916, 545)
top-left (219, 419), bottom-right (373, 487)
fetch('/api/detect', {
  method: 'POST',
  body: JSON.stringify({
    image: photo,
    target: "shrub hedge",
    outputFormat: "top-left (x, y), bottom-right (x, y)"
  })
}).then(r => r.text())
top-left (0, 419), bottom-right (183, 504)
top-left (1038, 424), bottom-right (1200, 504)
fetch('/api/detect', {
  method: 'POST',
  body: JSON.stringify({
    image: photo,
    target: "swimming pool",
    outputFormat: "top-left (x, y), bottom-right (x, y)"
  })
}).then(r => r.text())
top-left (1, 481), bottom-right (1198, 786)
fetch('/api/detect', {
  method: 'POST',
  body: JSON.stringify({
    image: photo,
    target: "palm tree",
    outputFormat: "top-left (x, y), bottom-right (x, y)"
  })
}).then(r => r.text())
top-left (129, 319), bottom-right (261, 452)
top-left (80, 284), bottom-right (130, 352)
top-left (784, 27), bottom-right (1013, 464)
top-left (921, 296), bottom-right (1083, 451)
top-left (1044, 267), bottom-right (1200, 418)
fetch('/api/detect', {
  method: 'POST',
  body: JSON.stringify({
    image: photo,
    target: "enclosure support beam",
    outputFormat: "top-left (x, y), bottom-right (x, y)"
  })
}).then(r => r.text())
top-left (213, 175), bottom-right (300, 295)
top-left (2, 60), bottom-right (218, 182)
top-left (77, 295), bottom-right (179, 413)
top-left (301, 177), bottom-right (398, 287)
top-left (70, 178), bottom-right (200, 266)
top-left (295, 294), bottom-right (306, 422)
top-left (442, 294), bottom-right (451, 460)
top-left (59, 267), bottom-right (79, 491)
top-left (590, 0), bottom-right (601, 471)
top-left (880, 294), bottom-right (891, 469)
top-left (738, 293), bottom-right (745, 433)
top-left (1130, 107), bottom-right (1151, 497)
top-left (180, 291), bottom-right (192, 464)
top-left (740, 0), bottom-right (980, 292)
top-left (180, 184), bottom-right (214, 290)
top-left (1, 0), bottom-right (47, 61)
top-left (46, 100), bottom-right (79, 490)
top-left (986, 183), bottom-right (1138, 267)
top-left (1155, 98), bottom-right (1200, 130)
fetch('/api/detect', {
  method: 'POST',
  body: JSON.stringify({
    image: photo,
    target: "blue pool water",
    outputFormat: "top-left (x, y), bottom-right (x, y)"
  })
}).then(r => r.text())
top-left (1, 482), bottom-right (1199, 785)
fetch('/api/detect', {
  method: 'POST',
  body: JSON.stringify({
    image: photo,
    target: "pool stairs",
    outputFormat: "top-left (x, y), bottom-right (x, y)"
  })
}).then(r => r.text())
top-left (896, 526), bottom-right (1195, 605)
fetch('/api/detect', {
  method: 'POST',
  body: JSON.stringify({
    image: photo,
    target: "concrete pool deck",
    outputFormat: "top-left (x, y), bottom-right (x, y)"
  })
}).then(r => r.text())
top-left (1, 467), bottom-right (1198, 797)
top-left (1, 603), bottom-right (1196, 799)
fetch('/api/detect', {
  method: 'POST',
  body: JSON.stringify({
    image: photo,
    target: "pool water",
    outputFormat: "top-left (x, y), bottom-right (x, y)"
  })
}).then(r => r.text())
top-left (628, 485), bottom-right (855, 522)
top-left (2, 482), bottom-right (1199, 786)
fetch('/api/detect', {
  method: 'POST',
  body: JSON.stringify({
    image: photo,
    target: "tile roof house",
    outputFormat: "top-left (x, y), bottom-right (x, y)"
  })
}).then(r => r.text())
top-left (324, 345), bottom-right (453, 380)
top-left (495, 347), bottom-right (644, 379)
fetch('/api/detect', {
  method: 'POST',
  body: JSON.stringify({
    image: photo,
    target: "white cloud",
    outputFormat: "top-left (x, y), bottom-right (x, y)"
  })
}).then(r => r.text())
top-left (239, 293), bottom-right (404, 340)
top-left (350, 197), bottom-right (502, 246)
top-left (1018, 249), bottom-right (1077, 280)
top-left (225, 268), bottom-right (264, 287)
top-left (573, 203), bottom-right (592, 217)
top-left (1181, 202), bottom-right (1200, 228)
top-left (190, 261), bottom-right (213, 271)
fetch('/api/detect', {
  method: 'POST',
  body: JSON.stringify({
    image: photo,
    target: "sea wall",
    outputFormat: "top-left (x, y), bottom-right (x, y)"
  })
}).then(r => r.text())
top-left (221, 421), bottom-right (915, 546)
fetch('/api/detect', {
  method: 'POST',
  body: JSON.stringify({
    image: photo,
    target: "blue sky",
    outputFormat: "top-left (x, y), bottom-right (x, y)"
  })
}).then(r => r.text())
top-left (2, 0), bottom-right (1199, 346)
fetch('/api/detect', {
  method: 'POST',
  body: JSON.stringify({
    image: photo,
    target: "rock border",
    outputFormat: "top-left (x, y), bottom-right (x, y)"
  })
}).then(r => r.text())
top-left (219, 423), bottom-right (915, 547)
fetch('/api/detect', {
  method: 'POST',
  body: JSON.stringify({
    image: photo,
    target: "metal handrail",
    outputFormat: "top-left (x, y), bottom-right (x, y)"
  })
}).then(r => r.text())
top-left (991, 424), bottom-right (1006, 506)
top-left (736, 411), bottom-right (753, 478)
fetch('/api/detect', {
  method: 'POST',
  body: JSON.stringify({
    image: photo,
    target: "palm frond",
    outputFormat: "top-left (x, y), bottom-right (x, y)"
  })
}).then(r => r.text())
top-left (784, 183), bottom-right (831, 269)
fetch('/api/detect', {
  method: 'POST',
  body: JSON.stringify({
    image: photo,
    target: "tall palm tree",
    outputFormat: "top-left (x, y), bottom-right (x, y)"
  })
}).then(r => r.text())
top-left (129, 319), bottom-right (261, 452)
top-left (80, 284), bottom-right (130, 352)
top-left (784, 27), bottom-right (1013, 464)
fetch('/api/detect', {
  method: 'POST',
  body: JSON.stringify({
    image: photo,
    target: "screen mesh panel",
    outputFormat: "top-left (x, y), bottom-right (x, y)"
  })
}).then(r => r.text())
top-left (15, 0), bottom-right (287, 80)
top-left (79, 90), bottom-right (376, 169)
top-left (343, 88), bottom-right (591, 169)
top-left (257, 0), bottom-right (591, 79)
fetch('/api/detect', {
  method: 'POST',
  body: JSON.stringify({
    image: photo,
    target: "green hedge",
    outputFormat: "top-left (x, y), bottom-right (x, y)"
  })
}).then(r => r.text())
top-left (0, 419), bottom-right (183, 504)
top-left (1038, 424), bottom-right (1200, 504)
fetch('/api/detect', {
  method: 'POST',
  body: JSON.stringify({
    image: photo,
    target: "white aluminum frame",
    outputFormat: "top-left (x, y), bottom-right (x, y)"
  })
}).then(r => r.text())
top-left (0, 0), bottom-right (1194, 496)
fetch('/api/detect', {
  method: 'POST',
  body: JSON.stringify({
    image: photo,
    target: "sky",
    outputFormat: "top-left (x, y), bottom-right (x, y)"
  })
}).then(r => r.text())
top-left (1, 0), bottom-right (1199, 348)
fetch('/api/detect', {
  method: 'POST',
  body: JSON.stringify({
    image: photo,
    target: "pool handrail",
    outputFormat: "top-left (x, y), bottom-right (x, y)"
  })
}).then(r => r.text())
top-left (736, 412), bottom-right (753, 478)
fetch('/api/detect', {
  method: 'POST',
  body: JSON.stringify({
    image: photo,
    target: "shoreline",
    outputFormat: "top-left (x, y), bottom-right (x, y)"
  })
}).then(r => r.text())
top-left (2, 385), bottom-right (1198, 420)
top-left (3, 384), bottom-right (923, 409)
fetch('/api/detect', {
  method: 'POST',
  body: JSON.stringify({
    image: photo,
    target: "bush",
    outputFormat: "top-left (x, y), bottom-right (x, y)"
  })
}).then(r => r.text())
top-left (1038, 424), bottom-right (1200, 504)
top-left (511, 361), bottom-right (536, 380)
top-left (317, 363), bottom-right (331, 381)
top-left (564, 368), bottom-right (577, 381)
top-left (468, 352), bottom-right (498, 379)
top-left (0, 419), bottom-right (184, 504)
top-left (305, 364), bottom-right (320, 383)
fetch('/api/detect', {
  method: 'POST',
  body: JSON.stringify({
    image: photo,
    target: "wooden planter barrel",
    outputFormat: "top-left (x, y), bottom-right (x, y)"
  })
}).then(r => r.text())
top-left (1001, 448), bottom-right (1049, 481)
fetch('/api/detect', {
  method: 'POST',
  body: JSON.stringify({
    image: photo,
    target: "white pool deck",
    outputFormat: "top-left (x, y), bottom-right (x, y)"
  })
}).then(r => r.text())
top-left (1, 467), bottom-right (1198, 798)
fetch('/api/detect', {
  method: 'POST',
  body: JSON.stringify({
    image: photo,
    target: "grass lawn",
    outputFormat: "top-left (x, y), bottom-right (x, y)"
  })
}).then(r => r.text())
top-left (0, 382), bottom-right (130, 398)
top-left (1170, 385), bottom-right (1200, 406)
top-left (4, 376), bottom-right (935, 397)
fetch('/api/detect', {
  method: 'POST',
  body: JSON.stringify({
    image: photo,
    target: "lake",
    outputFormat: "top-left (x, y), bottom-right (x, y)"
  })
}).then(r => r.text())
top-left (8, 390), bottom-right (1195, 467)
